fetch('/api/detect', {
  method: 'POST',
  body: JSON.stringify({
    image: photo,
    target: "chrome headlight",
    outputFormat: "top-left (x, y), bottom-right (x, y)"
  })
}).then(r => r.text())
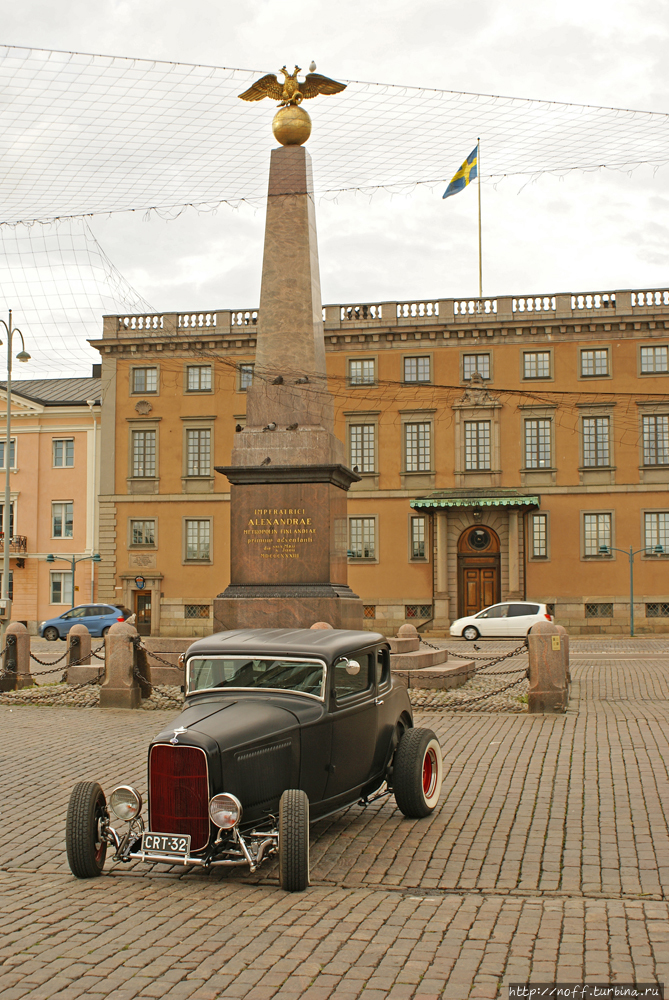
top-left (109, 785), bottom-right (143, 821)
top-left (209, 793), bottom-right (242, 829)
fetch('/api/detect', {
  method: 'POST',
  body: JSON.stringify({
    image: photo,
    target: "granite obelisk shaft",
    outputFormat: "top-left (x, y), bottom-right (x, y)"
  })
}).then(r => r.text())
top-left (214, 144), bottom-right (363, 630)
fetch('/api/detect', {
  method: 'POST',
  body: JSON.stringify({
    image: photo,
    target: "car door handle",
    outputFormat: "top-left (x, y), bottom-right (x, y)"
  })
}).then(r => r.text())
top-left (374, 698), bottom-right (384, 706)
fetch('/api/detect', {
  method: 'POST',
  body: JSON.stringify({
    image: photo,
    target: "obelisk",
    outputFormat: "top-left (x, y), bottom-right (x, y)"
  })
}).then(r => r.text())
top-left (213, 68), bottom-right (363, 630)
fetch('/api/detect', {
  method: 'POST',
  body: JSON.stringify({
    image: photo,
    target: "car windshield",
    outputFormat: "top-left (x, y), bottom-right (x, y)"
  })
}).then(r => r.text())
top-left (187, 657), bottom-right (326, 699)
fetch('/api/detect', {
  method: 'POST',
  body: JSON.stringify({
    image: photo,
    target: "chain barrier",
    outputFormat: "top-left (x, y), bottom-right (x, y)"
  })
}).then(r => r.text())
top-left (29, 648), bottom-right (70, 666)
top-left (410, 641), bottom-right (530, 711)
top-left (420, 638), bottom-right (529, 662)
top-left (1, 643), bottom-right (107, 682)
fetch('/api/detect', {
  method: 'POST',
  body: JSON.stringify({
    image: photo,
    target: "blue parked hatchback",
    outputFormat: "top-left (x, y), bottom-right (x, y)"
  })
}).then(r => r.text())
top-left (39, 604), bottom-right (131, 641)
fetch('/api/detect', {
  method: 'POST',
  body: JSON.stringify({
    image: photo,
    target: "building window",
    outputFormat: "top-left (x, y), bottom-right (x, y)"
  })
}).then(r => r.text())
top-left (239, 363), bottom-right (254, 390)
top-left (50, 571), bottom-right (73, 605)
top-left (410, 516), bottom-right (426, 559)
top-left (53, 439), bottom-right (74, 467)
top-left (0, 439), bottom-right (16, 470)
top-left (646, 603), bottom-right (669, 617)
top-left (349, 424), bottom-right (375, 473)
top-left (349, 517), bottom-right (376, 559)
top-left (0, 503), bottom-right (14, 537)
top-left (0, 571), bottom-right (13, 599)
top-left (52, 502), bottom-right (73, 538)
top-left (131, 430), bottom-right (156, 477)
top-left (640, 346), bottom-right (668, 374)
top-left (580, 349), bottom-right (609, 377)
top-left (132, 367), bottom-right (158, 393)
top-left (405, 605), bottom-right (432, 619)
top-left (186, 365), bottom-right (212, 391)
top-left (644, 511), bottom-right (669, 552)
top-left (349, 359), bottom-right (375, 385)
top-left (523, 352), bottom-right (551, 379)
top-left (131, 519), bottom-right (155, 546)
top-left (404, 357), bottom-right (430, 382)
top-left (185, 605), bottom-right (210, 619)
top-left (463, 354), bottom-right (490, 380)
top-left (531, 513), bottom-right (548, 558)
top-left (464, 421), bottom-right (491, 470)
top-left (585, 602), bottom-right (613, 618)
top-left (185, 519), bottom-right (211, 561)
top-left (524, 419), bottom-right (552, 469)
top-left (404, 423), bottom-right (431, 472)
top-left (642, 415), bottom-right (669, 466)
top-left (583, 416), bottom-right (610, 467)
top-left (363, 605), bottom-right (376, 619)
top-left (186, 429), bottom-right (211, 476)
top-left (583, 512), bottom-right (611, 556)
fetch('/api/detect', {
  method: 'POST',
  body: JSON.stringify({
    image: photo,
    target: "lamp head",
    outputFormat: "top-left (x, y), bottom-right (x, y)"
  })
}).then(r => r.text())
top-left (46, 554), bottom-right (55, 563)
top-left (599, 545), bottom-right (609, 554)
top-left (16, 351), bottom-right (30, 363)
top-left (654, 545), bottom-right (664, 555)
top-left (92, 553), bottom-right (101, 562)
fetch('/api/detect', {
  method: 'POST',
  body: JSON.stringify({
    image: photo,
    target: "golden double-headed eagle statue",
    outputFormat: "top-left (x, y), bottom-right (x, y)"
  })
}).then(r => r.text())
top-left (239, 65), bottom-right (346, 108)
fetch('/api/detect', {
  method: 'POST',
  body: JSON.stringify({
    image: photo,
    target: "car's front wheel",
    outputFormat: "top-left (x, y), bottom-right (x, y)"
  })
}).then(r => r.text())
top-left (462, 625), bottom-right (479, 641)
top-left (43, 626), bottom-right (59, 641)
top-left (393, 728), bottom-right (443, 818)
top-left (66, 781), bottom-right (108, 878)
top-left (278, 788), bottom-right (309, 892)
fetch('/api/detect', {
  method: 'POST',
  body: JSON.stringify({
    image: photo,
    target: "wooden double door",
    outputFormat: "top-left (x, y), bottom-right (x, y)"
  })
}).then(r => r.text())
top-left (457, 524), bottom-right (501, 618)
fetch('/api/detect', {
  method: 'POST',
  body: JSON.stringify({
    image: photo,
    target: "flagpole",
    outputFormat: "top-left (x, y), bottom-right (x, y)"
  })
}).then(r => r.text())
top-left (477, 137), bottom-right (482, 299)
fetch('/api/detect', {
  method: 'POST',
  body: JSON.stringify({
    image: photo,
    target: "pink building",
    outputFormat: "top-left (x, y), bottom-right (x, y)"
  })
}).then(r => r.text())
top-left (0, 372), bottom-right (101, 632)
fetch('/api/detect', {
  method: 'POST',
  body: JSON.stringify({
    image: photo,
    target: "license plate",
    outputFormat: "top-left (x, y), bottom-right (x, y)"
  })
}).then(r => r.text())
top-left (141, 832), bottom-right (191, 856)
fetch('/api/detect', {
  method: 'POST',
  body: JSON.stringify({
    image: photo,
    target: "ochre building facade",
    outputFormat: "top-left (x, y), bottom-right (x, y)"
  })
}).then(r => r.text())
top-left (91, 288), bottom-right (669, 636)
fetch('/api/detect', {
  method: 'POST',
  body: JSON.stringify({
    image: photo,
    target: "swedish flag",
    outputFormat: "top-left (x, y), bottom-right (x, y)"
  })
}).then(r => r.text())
top-left (443, 146), bottom-right (478, 199)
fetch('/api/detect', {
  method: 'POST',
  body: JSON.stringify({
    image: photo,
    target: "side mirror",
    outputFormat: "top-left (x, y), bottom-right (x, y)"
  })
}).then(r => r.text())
top-left (345, 659), bottom-right (361, 676)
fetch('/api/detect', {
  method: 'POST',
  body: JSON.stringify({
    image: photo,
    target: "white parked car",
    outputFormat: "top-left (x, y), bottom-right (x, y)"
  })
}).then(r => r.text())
top-left (450, 602), bottom-right (553, 640)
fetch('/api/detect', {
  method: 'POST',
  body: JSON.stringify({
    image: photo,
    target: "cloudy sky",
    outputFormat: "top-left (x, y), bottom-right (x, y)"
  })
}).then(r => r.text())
top-left (2, 0), bottom-right (669, 376)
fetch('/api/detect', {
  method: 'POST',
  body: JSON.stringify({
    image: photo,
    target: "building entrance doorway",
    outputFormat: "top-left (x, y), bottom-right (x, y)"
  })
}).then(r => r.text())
top-left (134, 591), bottom-right (152, 636)
top-left (457, 525), bottom-right (501, 618)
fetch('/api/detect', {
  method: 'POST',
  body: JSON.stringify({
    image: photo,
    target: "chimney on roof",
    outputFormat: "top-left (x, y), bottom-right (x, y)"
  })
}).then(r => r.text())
top-left (92, 364), bottom-right (101, 378)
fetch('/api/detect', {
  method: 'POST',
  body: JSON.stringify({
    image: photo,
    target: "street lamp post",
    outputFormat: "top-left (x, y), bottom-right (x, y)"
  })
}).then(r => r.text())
top-left (45, 553), bottom-right (102, 608)
top-left (0, 310), bottom-right (30, 641)
top-left (598, 544), bottom-right (664, 636)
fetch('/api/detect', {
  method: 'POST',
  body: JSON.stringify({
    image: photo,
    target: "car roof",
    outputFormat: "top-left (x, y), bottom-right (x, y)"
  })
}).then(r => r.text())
top-left (186, 628), bottom-right (388, 664)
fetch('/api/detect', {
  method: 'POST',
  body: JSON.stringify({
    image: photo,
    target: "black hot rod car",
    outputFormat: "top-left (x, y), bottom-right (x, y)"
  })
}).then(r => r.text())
top-left (66, 628), bottom-right (443, 891)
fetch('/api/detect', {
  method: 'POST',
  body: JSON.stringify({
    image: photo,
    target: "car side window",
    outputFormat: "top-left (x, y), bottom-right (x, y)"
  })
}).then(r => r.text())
top-left (85, 607), bottom-right (102, 616)
top-left (334, 652), bottom-right (372, 700)
top-left (477, 605), bottom-right (509, 619)
top-left (508, 604), bottom-right (540, 616)
top-left (63, 607), bottom-right (87, 619)
top-left (376, 647), bottom-right (390, 688)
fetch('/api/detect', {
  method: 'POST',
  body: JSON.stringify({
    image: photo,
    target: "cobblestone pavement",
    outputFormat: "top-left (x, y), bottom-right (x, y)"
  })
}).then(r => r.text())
top-left (1, 643), bottom-right (669, 998)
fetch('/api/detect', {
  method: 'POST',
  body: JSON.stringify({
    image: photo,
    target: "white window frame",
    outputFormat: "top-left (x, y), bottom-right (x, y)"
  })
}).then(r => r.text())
top-left (183, 518), bottom-right (212, 563)
top-left (52, 501), bottom-right (73, 539)
top-left (582, 511), bottom-right (612, 557)
top-left (582, 416), bottom-right (611, 468)
top-left (129, 519), bottom-right (156, 548)
top-left (462, 353), bottom-right (491, 381)
top-left (403, 355), bottom-right (431, 383)
top-left (644, 511), bottom-right (669, 554)
top-left (52, 438), bottom-right (74, 468)
top-left (409, 515), bottom-right (428, 561)
top-left (348, 358), bottom-right (376, 386)
top-left (131, 366), bottom-right (159, 394)
top-left (523, 351), bottom-right (551, 380)
top-left (464, 420), bottom-right (491, 471)
top-left (186, 365), bottom-right (213, 392)
top-left (404, 422), bottom-right (431, 473)
top-left (238, 363), bottom-right (254, 391)
top-left (580, 348), bottom-right (610, 378)
top-left (349, 424), bottom-right (376, 473)
top-left (131, 429), bottom-right (157, 478)
top-left (0, 438), bottom-right (16, 470)
top-left (639, 345), bottom-right (669, 375)
top-left (524, 418), bottom-right (552, 469)
top-left (642, 414), bottom-right (669, 466)
top-left (185, 428), bottom-right (212, 477)
top-left (50, 570), bottom-right (73, 605)
top-left (530, 512), bottom-right (549, 559)
top-left (348, 516), bottom-right (377, 560)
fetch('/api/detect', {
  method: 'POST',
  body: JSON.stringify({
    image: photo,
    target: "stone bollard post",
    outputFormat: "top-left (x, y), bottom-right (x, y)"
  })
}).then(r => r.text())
top-left (99, 622), bottom-right (141, 709)
top-left (68, 624), bottom-right (91, 667)
top-left (554, 623), bottom-right (571, 685)
top-left (2, 622), bottom-right (34, 690)
top-left (310, 622), bottom-right (333, 630)
top-left (527, 621), bottom-right (569, 714)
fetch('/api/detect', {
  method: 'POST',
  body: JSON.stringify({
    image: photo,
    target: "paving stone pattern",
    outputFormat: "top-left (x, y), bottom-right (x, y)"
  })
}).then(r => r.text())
top-left (1, 643), bottom-right (669, 998)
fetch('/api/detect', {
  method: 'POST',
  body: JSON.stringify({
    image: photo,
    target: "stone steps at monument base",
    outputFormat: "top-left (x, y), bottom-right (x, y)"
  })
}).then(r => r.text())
top-left (389, 648), bottom-right (449, 670)
top-left (387, 636), bottom-right (421, 654)
top-left (391, 658), bottom-right (475, 690)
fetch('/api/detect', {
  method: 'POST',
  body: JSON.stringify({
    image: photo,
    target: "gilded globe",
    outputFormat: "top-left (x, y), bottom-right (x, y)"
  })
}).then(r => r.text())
top-left (272, 105), bottom-right (312, 146)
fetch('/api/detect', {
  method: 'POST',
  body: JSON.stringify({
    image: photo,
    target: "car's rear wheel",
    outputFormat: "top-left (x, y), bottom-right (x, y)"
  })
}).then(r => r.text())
top-left (393, 728), bottom-right (443, 818)
top-left (66, 781), bottom-right (108, 878)
top-left (278, 788), bottom-right (309, 892)
top-left (462, 626), bottom-right (479, 641)
top-left (102, 627), bottom-right (111, 637)
top-left (43, 626), bottom-right (59, 641)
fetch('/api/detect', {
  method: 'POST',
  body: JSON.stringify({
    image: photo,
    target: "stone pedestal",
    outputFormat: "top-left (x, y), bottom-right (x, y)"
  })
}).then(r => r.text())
top-left (527, 620), bottom-right (569, 714)
top-left (99, 622), bottom-right (141, 709)
top-left (215, 143), bottom-right (363, 630)
top-left (1, 622), bottom-right (33, 690)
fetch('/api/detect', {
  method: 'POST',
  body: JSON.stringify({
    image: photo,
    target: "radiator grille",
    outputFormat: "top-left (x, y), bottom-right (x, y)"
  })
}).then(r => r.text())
top-left (149, 744), bottom-right (209, 851)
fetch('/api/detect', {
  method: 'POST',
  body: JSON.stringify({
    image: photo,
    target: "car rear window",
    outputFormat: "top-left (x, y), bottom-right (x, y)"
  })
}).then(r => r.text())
top-left (508, 604), bottom-right (540, 616)
top-left (187, 657), bottom-right (325, 699)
